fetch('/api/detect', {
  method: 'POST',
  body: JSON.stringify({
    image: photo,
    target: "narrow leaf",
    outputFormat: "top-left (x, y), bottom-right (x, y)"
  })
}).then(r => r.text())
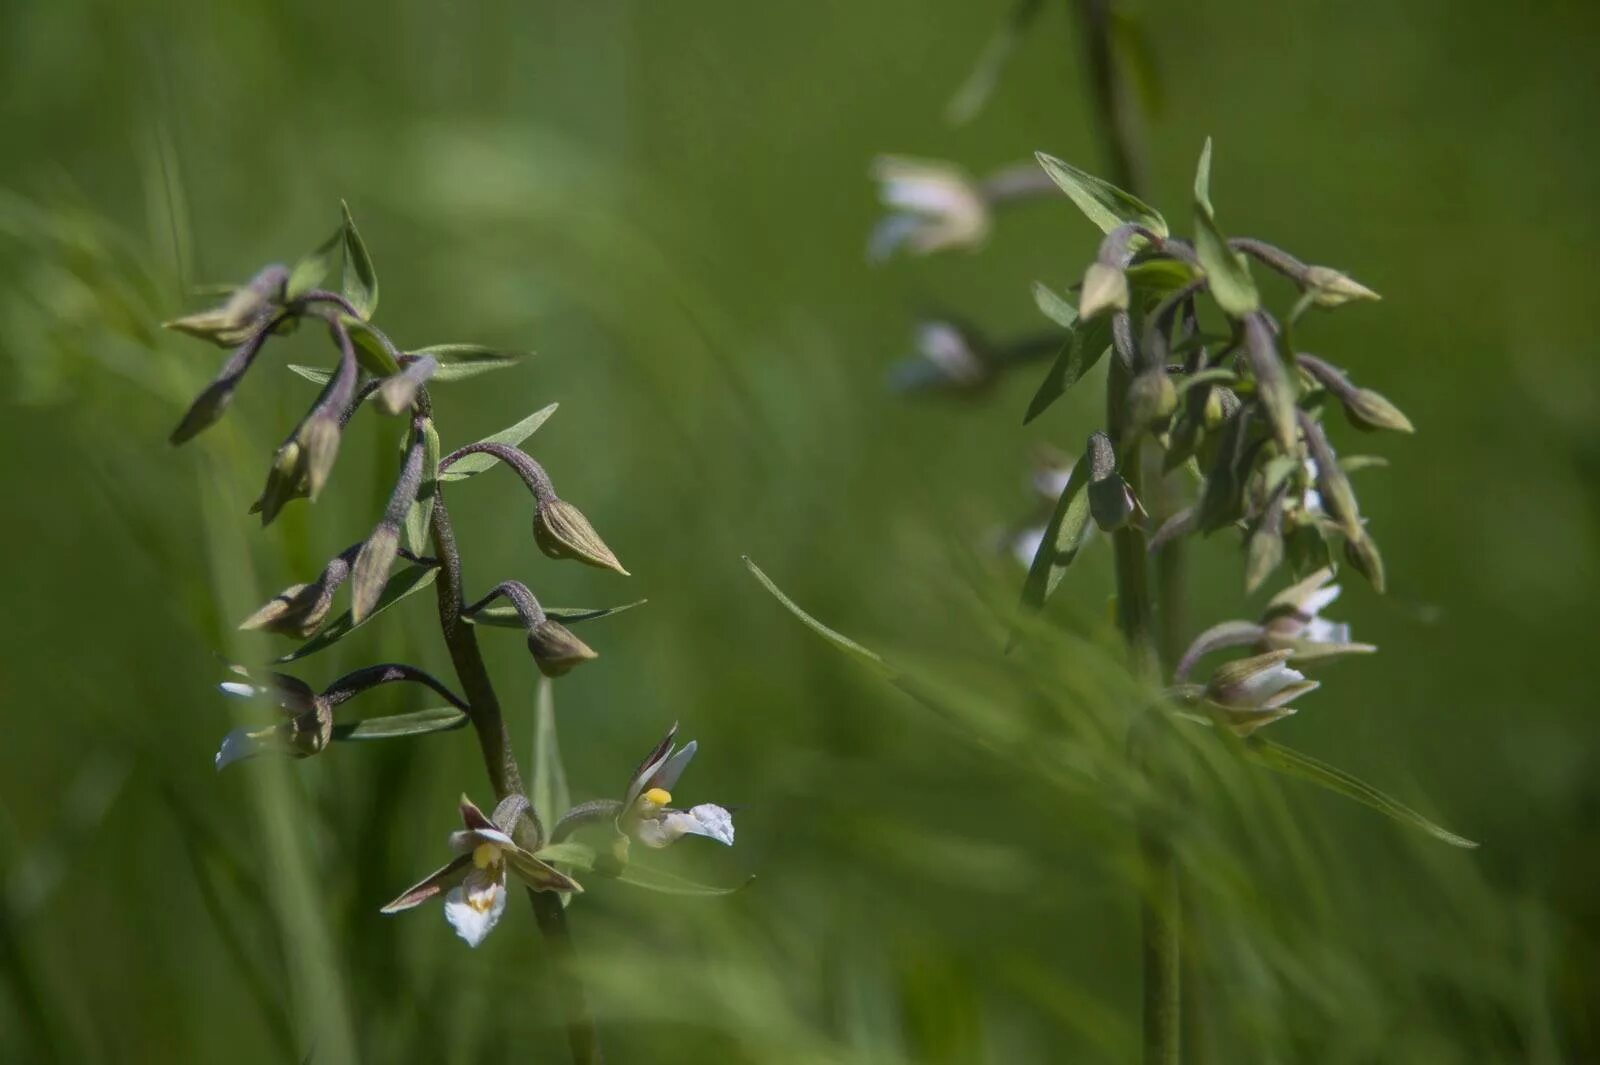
top-left (272, 564), bottom-right (438, 663)
top-left (945, 0), bottom-right (1046, 125)
top-left (743, 557), bottom-right (890, 675)
top-left (333, 706), bottom-right (468, 742)
top-left (287, 364), bottom-right (332, 386)
top-left (1193, 137), bottom-right (1215, 217)
top-left (1020, 459), bottom-right (1093, 609)
top-left (533, 842), bottom-right (598, 868)
top-left (344, 317), bottom-right (400, 376)
top-left (1031, 282), bottom-right (1078, 329)
top-left (1193, 210), bottom-right (1258, 317)
top-left (287, 228), bottom-right (341, 302)
top-left (339, 200), bottom-right (378, 319)
top-left (412, 344), bottom-right (526, 381)
top-left (1034, 152), bottom-right (1168, 237)
top-left (467, 599), bottom-right (648, 629)
top-left (438, 403), bottom-right (560, 482)
top-left (1246, 738), bottom-right (1478, 849)
top-left (1023, 315), bottom-right (1111, 424)
top-left (608, 862), bottom-right (752, 897)
top-left (531, 678), bottom-right (570, 831)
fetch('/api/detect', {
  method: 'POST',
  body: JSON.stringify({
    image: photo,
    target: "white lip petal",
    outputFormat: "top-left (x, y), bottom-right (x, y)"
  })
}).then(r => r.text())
top-left (1235, 662), bottom-right (1305, 706)
top-left (1302, 584), bottom-right (1342, 617)
top-left (1303, 617), bottom-right (1351, 645)
top-left (1012, 526), bottom-right (1046, 568)
top-left (219, 682), bottom-right (259, 699)
top-left (681, 804), bottom-right (735, 846)
top-left (443, 867), bottom-right (507, 948)
top-left (214, 727), bottom-right (264, 770)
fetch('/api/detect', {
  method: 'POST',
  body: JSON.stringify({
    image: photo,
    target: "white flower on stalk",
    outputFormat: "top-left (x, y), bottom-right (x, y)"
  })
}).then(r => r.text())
top-left (214, 667), bottom-right (329, 770)
top-left (1203, 649), bottom-right (1320, 736)
top-left (1259, 567), bottom-right (1376, 661)
top-left (382, 795), bottom-right (580, 948)
top-left (868, 156), bottom-right (991, 260)
top-left (620, 726), bottom-right (735, 849)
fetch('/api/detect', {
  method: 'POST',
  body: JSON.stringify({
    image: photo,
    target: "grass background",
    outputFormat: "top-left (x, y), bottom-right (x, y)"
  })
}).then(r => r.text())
top-left (0, 1), bottom-right (1596, 1061)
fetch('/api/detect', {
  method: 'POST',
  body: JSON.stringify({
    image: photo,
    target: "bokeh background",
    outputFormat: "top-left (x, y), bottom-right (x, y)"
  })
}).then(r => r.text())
top-left (2, 1), bottom-right (1597, 1062)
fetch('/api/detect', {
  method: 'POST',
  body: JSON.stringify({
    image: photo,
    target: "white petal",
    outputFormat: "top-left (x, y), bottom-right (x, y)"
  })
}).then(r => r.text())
top-left (681, 804), bottom-right (735, 846)
top-left (1303, 617), bottom-right (1350, 645)
top-left (1011, 526), bottom-right (1046, 568)
top-left (1301, 584), bottom-right (1341, 617)
top-left (649, 741), bottom-right (698, 793)
top-left (916, 323), bottom-right (983, 384)
top-left (215, 727), bottom-right (264, 770)
top-left (219, 682), bottom-right (259, 700)
top-left (443, 868), bottom-right (507, 948)
top-left (1235, 662), bottom-right (1305, 706)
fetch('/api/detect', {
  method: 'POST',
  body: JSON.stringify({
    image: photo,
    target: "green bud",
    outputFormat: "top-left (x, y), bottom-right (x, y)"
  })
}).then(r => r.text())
top-left (1126, 370), bottom-right (1177, 432)
top-left (299, 415), bottom-right (342, 501)
top-left (169, 377), bottom-right (237, 446)
top-left (239, 581), bottom-right (335, 639)
top-left (535, 498), bottom-right (628, 575)
top-left (164, 265), bottom-right (289, 346)
top-left (376, 356), bottom-right (438, 417)
top-left (1079, 262), bottom-right (1129, 320)
top-left (1243, 313), bottom-right (1298, 456)
top-left (350, 525), bottom-right (401, 623)
top-left (527, 619), bottom-right (599, 677)
top-left (254, 440), bottom-right (306, 525)
top-left (1344, 531), bottom-right (1387, 594)
top-left (1304, 265), bottom-right (1380, 307)
top-left (1343, 387), bottom-right (1414, 434)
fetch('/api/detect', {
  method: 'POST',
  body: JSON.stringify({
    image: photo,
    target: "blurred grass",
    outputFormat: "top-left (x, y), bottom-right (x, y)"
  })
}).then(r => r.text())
top-left (0, 0), bottom-right (1596, 1061)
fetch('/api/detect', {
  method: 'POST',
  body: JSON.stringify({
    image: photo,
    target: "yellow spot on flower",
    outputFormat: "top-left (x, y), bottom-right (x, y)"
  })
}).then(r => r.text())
top-left (642, 787), bottom-right (672, 807)
top-left (472, 842), bottom-right (502, 870)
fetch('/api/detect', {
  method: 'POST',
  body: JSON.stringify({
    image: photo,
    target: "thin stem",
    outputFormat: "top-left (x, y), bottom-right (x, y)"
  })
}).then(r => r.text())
top-left (440, 442), bottom-right (557, 503)
top-left (1074, 0), bottom-right (1147, 194)
top-left (425, 449), bottom-right (602, 1065)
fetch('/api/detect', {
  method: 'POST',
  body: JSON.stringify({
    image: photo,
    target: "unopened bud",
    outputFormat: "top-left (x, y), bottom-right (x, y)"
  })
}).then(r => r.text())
top-left (1206, 386), bottom-right (1239, 430)
top-left (350, 525), bottom-right (401, 623)
top-left (1344, 531), bottom-right (1387, 594)
top-left (239, 582), bottom-right (329, 638)
top-left (1079, 262), bottom-right (1129, 320)
top-left (1243, 313), bottom-right (1298, 455)
top-left (169, 377), bottom-right (238, 446)
top-left (1204, 649), bottom-right (1318, 736)
top-left (1304, 266), bottom-right (1380, 308)
top-left (1084, 432), bottom-right (1138, 531)
top-left (1343, 388), bottom-right (1414, 434)
top-left (527, 620), bottom-right (599, 677)
top-left (535, 498), bottom-right (628, 575)
top-left (299, 415), bottom-right (342, 500)
top-left (254, 440), bottom-right (306, 524)
top-left (376, 356), bottom-right (438, 416)
top-left (165, 265), bottom-right (289, 346)
top-left (1126, 370), bottom-right (1177, 431)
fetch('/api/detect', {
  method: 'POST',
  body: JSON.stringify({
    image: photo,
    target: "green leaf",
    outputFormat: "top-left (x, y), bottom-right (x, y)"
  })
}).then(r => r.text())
top-left (438, 403), bottom-right (560, 482)
top-left (1034, 152), bottom-right (1168, 237)
top-left (272, 564), bottom-right (438, 663)
top-left (1193, 136), bottom-right (1215, 217)
top-left (333, 706), bottom-right (467, 742)
top-left (1124, 258), bottom-right (1199, 294)
top-left (339, 200), bottom-right (378, 320)
top-left (532, 841), bottom-right (597, 868)
top-left (945, 0), bottom-right (1046, 125)
top-left (344, 317), bottom-right (401, 377)
top-left (286, 228), bottom-right (341, 302)
top-left (1031, 282), bottom-right (1078, 329)
top-left (286, 364), bottom-right (332, 386)
top-left (403, 420), bottom-right (440, 555)
top-left (608, 862), bottom-right (751, 897)
top-left (1020, 459), bottom-right (1093, 609)
top-left (744, 557), bottom-right (891, 676)
top-left (412, 344), bottom-right (525, 381)
top-left (530, 678), bottom-right (570, 831)
top-left (1191, 144), bottom-right (1259, 318)
top-left (467, 598), bottom-right (648, 629)
top-left (1023, 315), bottom-right (1111, 424)
top-left (1246, 738), bottom-right (1478, 849)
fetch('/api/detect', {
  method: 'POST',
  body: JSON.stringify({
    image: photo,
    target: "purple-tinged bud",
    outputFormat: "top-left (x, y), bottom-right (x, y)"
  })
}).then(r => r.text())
top-left (300, 415), bottom-right (342, 501)
top-left (1079, 262), bottom-right (1130, 320)
top-left (376, 355), bottom-right (438, 416)
top-left (1203, 649), bottom-right (1319, 736)
top-left (1303, 266), bottom-right (1380, 307)
top-left (528, 619), bottom-right (598, 677)
top-left (1084, 431), bottom-right (1138, 532)
top-left (1243, 313), bottom-right (1298, 456)
top-left (1297, 355), bottom-right (1413, 434)
top-left (164, 265), bottom-right (290, 347)
top-left (535, 498), bottom-right (628, 575)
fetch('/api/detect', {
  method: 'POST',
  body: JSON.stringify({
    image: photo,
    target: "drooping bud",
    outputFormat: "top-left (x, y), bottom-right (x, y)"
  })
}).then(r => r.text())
top-left (254, 440), bottom-right (305, 525)
top-left (1304, 265), bottom-right (1380, 307)
top-left (1299, 412), bottom-right (1363, 543)
top-left (1344, 531), bottom-right (1387, 594)
top-left (1085, 431), bottom-right (1138, 532)
top-left (527, 620), bottom-right (598, 677)
top-left (350, 526), bottom-right (400, 623)
top-left (164, 265), bottom-right (289, 347)
top-left (534, 498), bottom-right (628, 575)
top-left (1205, 386), bottom-right (1239, 431)
top-left (1079, 262), bottom-right (1130, 320)
top-left (1296, 354), bottom-right (1413, 433)
top-left (300, 414), bottom-right (342, 501)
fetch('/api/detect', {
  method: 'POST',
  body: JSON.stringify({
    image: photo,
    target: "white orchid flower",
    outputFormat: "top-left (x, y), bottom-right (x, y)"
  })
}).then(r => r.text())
top-left (382, 795), bottom-right (580, 948)
top-left (1260, 567), bottom-right (1377, 661)
top-left (619, 725), bottom-right (735, 849)
top-left (868, 156), bottom-right (991, 260)
top-left (1203, 649), bottom-right (1320, 736)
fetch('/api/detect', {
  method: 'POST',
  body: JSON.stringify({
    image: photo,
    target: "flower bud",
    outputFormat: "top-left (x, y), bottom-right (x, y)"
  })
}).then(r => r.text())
top-left (1204, 649), bottom-right (1319, 736)
top-left (1125, 370), bottom-right (1177, 432)
top-left (376, 356), bottom-right (438, 416)
top-left (164, 265), bottom-right (289, 347)
top-left (350, 525), bottom-right (401, 623)
top-left (1243, 313), bottom-right (1298, 455)
top-left (1304, 266), bottom-right (1380, 307)
top-left (1079, 262), bottom-right (1129, 320)
top-left (534, 498), bottom-right (628, 575)
top-left (240, 581), bottom-right (329, 638)
top-left (527, 620), bottom-right (598, 677)
top-left (254, 440), bottom-right (305, 525)
top-left (1343, 531), bottom-right (1387, 594)
top-left (299, 414), bottom-right (342, 501)
top-left (1084, 431), bottom-right (1138, 532)
top-left (1297, 355), bottom-right (1413, 434)
top-left (1205, 386), bottom-right (1239, 430)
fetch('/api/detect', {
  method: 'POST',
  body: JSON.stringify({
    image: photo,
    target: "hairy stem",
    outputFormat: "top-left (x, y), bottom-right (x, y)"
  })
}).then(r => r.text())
top-left (425, 428), bottom-right (602, 1065)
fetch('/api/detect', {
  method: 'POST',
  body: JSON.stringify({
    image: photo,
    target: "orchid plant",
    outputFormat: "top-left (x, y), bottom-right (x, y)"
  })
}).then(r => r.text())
top-left (167, 206), bottom-right (740, 1065)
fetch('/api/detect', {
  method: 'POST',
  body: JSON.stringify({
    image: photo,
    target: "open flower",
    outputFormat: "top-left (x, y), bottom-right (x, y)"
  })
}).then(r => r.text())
top-left (618, 725), bottom-right (735, 849)
top-left (382, 795), bottom-right (580, 948)
top-left (1259, 567), bottom-right (1376, 661)
top-left (1203, 649), bottom-right (1319, 736)
top-left (868, 156), bottom-right (991, 260)
top-left (214, 667), bottom-right (331, 769)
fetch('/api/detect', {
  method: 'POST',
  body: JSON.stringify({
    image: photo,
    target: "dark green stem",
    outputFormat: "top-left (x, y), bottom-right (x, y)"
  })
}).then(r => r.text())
top-left (426, 447), bottom-right (602, 1065)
